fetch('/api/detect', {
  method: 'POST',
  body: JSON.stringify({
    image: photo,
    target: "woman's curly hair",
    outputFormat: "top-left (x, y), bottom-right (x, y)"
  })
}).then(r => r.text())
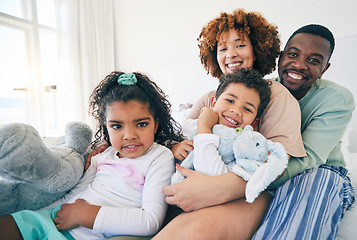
top-left (198, 8), bottom-right (281, 78)
top-left (89, 71), bottom-right (184, 149)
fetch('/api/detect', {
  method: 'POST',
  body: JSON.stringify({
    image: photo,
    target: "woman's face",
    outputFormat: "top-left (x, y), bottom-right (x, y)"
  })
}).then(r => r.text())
top-left (217, 29), bottom-right (255, 74)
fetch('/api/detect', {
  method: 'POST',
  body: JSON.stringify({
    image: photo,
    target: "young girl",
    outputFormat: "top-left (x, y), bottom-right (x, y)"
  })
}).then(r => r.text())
top-left (0, 71), bottom-right (184, 239)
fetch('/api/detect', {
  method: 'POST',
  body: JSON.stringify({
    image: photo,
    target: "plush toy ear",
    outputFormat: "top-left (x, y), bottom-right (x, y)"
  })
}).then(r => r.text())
top-left (267, 140), bottom-right (288, 160)
top-left (243, 125), bottom-right (254, 131)
top-left (245, 139), bottom-right (288, 203)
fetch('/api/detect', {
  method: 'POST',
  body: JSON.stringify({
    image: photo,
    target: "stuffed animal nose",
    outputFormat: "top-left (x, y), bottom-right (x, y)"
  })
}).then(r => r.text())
top-left (240, 143), bottom-right (248, 151)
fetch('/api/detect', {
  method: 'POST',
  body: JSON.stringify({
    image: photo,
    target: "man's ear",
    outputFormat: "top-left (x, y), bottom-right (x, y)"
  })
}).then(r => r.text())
top-left (210, 96), bottom-right (217, 109)
top-left (320, 62), bottom-right (331, 78)
top-left (251, 118), bottom-right (260, 129)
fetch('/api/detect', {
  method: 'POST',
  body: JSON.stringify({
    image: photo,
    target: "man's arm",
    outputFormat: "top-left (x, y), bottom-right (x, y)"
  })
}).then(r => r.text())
top-left (270, 85), bottom-right (355, 188)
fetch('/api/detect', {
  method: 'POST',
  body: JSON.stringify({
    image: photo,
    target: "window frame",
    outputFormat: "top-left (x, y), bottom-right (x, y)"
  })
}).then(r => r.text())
top-left (0, 0), bottom-right (61, 134)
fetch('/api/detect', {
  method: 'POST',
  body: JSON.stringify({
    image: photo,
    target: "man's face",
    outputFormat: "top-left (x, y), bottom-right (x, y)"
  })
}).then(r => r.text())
top-left (278, 33), bottom-right (331, 100)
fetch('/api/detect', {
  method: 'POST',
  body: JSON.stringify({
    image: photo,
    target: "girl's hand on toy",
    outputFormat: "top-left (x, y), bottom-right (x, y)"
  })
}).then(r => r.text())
top-left (197, 107), bottom-right (218, 134)
top-left (163, 164), bottom-right (247, 212)
top-left (170, 140), bottom-right (194, 161)
top-left (54, 199), bottom-right (100, 230)
top-left (85, 143), bottom-right (109, 170)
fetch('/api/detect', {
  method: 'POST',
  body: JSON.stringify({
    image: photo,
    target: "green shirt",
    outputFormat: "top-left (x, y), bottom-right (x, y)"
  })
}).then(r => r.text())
top-left (270, 78), bottom-right (355, 188)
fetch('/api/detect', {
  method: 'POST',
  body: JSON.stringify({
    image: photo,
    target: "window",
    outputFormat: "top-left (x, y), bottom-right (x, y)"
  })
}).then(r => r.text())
top-left (0, 0), bottom-right (67, 135)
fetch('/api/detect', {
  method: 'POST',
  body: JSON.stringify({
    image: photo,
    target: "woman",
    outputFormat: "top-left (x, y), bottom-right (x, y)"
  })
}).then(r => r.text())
top-left (108, 8), bottom-right (305, 240)
top-left (152, 9), bottom-right (306, 240)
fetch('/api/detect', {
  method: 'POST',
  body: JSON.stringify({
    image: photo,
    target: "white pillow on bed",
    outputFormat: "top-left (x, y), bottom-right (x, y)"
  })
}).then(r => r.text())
top-left (341, 127), bottom-right (353, 172)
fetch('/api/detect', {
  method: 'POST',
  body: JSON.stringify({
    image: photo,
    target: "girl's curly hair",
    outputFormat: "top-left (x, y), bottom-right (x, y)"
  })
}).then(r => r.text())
top-left (89, 71), bottom-right (184, 149)
top-left (198, 8), bottom-right (281, 78)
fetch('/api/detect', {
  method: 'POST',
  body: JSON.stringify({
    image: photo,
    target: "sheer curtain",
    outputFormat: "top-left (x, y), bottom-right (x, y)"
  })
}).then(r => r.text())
top-left (56, 0), bottom-right (117, 129)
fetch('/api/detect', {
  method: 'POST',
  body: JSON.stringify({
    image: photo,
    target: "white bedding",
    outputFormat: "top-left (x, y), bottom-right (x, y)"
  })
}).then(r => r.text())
top-left (337, 152), bottom-right (357, 240)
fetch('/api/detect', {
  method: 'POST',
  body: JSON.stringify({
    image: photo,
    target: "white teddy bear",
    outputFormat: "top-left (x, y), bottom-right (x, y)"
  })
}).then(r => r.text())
top-left (171, 124), bottom-right (288, 203)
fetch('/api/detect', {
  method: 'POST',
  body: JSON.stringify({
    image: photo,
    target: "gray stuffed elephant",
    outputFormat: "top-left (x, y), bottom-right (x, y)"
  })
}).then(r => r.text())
top-left (0, 122), bottom-right (92, 216)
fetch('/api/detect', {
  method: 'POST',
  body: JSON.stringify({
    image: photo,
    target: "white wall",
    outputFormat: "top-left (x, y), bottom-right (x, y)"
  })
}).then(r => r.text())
top-left (113, 0), bottom-right (357, 151)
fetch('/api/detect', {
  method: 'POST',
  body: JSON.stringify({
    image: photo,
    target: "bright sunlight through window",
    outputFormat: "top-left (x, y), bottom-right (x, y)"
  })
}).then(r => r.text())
top-left (0, 0), bottom-right (66, 136)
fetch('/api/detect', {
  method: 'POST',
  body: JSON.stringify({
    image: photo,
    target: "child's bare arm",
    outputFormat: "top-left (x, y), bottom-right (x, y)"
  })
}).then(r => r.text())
top-left (171, 140), bottom-right (194, 161)
top-left (54, 199), bottom-right (100, 230)
top-left (0, 215), bottom-right (23, 240)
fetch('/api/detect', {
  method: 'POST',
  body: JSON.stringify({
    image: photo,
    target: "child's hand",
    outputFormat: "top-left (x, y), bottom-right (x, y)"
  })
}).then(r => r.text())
top-left (54, 199), bottom-right (101, 230)
top-left (171, 140), bottom-right (194, 161)
top-left (197, 107), bottom-right (219, 134)
top-left (85, 143), bottom-right (109, 170)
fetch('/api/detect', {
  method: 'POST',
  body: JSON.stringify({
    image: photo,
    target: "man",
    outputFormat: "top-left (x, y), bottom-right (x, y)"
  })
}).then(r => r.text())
top-left (253, 24), bottom-right (355, 239)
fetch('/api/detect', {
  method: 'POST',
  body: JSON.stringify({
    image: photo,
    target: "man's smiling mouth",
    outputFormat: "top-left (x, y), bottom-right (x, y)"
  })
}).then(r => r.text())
top-left (287, 72), bottom-right (304, 80)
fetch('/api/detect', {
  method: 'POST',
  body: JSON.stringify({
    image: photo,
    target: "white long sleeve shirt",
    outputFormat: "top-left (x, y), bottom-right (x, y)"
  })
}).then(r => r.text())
top-left (183, 119), bottom-right (232, 176)
top-left (192, 133), bottom-right (232, 175)
top-left (66, 143), bottom-right (174, 239)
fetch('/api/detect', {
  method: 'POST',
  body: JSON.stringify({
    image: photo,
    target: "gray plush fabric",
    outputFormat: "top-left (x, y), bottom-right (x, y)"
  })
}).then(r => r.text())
top-left (0, 122), bottom-right (92, 216)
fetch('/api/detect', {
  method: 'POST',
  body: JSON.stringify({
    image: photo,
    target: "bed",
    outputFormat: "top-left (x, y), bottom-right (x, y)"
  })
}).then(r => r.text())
top-left (337, 126), bottom-right (356, 240)
top-left (4, 121), bottom-right (356, 239)
top-left (337, 151), bottom-right (357, 240)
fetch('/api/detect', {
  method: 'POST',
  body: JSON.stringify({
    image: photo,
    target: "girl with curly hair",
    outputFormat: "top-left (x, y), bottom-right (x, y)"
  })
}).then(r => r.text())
top-left (153, 9), bottom-right (306, 240)
top-left (0, 71), bottom-right (184, 239)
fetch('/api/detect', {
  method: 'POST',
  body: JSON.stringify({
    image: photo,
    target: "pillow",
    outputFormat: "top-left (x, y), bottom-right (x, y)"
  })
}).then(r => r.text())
top-left (341, 126), bottom-right (353, 172)
top-left (42, 135), bottom-right (65, 147)
top-left (172, 103), bottom-right (193, 125)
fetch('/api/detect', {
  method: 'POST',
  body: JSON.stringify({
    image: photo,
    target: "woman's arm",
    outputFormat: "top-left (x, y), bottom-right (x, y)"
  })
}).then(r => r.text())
top-left (186, 91), bottom-right (215, 120)
top-left (164, 165), bottom-right (246, 212)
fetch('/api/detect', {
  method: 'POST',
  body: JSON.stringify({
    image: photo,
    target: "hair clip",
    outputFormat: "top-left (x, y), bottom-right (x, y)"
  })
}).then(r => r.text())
top-left (117, 73), bottom-right (137, 85)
